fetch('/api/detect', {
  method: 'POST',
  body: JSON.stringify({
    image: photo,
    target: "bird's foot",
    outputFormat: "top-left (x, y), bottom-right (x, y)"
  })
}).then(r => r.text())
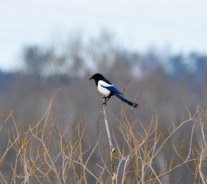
top-left (103, 97), bottom-right (107, 105)
top-left (103, 101), bottom-right (107, 106)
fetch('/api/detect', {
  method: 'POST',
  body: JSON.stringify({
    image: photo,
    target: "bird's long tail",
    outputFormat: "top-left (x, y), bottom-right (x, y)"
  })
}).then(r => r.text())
top-left (114, 93), bottom-right (138, 108)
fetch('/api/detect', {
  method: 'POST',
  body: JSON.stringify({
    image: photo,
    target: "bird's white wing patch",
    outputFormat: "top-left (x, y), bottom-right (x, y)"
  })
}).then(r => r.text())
top-left (97, 80), bottom-right (112, 97)
top-left (99, 80), bottom-right (113, 87)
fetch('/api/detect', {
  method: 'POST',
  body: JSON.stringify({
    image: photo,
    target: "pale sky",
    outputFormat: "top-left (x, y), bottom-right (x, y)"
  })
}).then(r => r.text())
top-left (1, 0), bottom-right (207, 71)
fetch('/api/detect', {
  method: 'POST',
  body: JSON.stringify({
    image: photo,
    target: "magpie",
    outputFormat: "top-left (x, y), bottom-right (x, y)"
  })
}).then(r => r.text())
top-left (89, 73), bottom-right (138, 108)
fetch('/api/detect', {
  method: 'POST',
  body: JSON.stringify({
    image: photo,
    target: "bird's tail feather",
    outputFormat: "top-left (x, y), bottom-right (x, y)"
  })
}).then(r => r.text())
top-left (115, 93), bottom-right (138, 108)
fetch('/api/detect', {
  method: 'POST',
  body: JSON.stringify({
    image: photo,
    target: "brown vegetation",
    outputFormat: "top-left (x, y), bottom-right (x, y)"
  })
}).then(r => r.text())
top-left (0, 90), bottom-right (207, 183)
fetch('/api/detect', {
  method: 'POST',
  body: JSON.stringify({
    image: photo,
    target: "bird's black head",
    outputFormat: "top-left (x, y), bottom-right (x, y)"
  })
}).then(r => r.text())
top-left (89, 73), bottom-right (105, 81)
top-left (89, 73), bottom-right (105, 86)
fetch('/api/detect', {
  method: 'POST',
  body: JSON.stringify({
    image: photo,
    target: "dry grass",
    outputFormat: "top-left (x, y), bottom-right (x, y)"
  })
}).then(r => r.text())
top-left (0, 93), bottom-right (207, 184)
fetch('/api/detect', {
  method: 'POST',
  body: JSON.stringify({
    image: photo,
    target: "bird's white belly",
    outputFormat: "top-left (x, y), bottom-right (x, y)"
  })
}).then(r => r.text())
top-left (98, 84), bottom-right (110, 97)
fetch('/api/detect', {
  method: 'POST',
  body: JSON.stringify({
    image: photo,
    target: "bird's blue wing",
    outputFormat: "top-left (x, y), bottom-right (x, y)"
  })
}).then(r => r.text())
top-left (100, 82), bottom-right (138, 107)
top-left (101, 85), bottom-right (122, 95)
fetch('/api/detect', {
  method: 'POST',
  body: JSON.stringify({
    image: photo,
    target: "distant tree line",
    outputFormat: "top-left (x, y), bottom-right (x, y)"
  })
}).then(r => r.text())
top-left (18, 31), bottom-right (207, 84)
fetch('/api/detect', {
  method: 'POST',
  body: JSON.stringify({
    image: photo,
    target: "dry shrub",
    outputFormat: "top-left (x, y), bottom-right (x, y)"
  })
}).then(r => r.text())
top-left (0, 93), bottom-right (207, 184)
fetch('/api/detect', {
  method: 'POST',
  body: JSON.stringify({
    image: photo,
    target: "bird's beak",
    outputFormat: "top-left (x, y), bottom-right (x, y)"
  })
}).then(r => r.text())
top-left (89, 77), bottom-right (92, 80)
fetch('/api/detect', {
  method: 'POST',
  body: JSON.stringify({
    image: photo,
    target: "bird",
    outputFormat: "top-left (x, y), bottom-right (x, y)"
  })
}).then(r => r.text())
top-left (89, 73), bottom-right (138, 108)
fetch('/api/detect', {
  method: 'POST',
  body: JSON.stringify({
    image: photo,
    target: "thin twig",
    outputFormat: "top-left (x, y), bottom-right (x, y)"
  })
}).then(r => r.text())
top-left (102, 98), bottom-right (116, 183)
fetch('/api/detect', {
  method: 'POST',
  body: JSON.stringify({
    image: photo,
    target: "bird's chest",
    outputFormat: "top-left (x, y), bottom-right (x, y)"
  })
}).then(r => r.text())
top-left (98, 84), bottom-right (110, 97)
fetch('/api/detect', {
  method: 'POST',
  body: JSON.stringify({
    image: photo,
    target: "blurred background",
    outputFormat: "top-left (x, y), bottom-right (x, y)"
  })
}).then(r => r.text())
top-left (1, 0), bottom-right (207, 183)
